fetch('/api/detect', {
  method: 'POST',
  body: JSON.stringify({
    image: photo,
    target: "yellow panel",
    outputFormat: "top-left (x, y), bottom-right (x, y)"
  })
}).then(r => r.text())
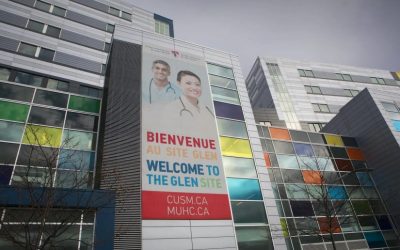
top-left (219, 136), bottom-right (253, 158)
top-left (324, 134), bottom-right (344, 146)
top-left (396, 71), bottom-right (400, 79)
top-left (23, 125), bottom-right (62, 147)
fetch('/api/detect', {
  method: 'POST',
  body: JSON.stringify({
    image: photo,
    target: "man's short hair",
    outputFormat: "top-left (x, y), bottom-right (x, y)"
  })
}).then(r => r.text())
top-left (177, 70), bottom-right (201, 83)
top-left (152, 60), bottom-right (170, 71)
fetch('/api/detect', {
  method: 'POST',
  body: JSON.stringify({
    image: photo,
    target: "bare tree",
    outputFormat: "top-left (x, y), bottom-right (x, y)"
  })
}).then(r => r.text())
top-left (0, 125), bottom-right (120, 249)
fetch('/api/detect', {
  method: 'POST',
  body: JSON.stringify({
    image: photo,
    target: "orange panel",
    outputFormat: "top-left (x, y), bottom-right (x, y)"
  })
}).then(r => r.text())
top-left (269, 127), bottom-right (291, 140)
top-left (318, 217), bottom-right (341, 233)
top-left (302, 170), bottom-right (323, 184)
top-left (347, 148), bottom-right (365, 160)
top-left (264, 152), bottom-right (271, 168)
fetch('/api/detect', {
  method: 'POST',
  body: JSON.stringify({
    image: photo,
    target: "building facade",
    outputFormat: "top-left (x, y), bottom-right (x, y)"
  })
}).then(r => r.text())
top-left (246, 57), bottom-right (400, 132)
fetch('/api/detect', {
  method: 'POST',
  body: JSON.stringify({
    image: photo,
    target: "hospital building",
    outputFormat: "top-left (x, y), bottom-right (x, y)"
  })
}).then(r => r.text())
top-left (0, 0), bottom-right (399, 250)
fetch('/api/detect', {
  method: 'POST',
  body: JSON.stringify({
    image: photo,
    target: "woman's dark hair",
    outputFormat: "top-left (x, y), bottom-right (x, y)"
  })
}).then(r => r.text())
top-left (177, 70), bottom-right (201, 83)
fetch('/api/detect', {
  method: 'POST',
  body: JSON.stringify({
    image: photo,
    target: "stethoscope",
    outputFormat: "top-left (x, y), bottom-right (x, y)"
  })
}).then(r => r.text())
top-left (179, 97), bottom-right (214, 118)
top-left (149, 78), bottom-right (176, 104)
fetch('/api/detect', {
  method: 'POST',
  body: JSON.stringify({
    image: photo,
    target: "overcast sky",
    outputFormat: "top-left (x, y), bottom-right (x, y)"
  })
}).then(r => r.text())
top-left (131, 0), bottom-right (400, 76)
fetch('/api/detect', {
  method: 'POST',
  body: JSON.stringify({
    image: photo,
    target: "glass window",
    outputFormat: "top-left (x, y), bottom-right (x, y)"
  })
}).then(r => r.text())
top-left (121, 11), bottom-right (132, 20)
top-left (47, 79), bottom-right (69, 92)
top-left (217, 118), bottom-right (247, 138)
top-left (377, 78), bottom-right (385, 84)
top-left (363, 187), bottom-right (379, 199)
top-left (106, 24), bottom-right (115, 33)
top-left (342, 74), bottom-right (352, 81)
top-left (0, 100), bottom-right (29, 122)
top-left (352, 201), bottom-right (372, 215)
top-left (269, 127), bottom-right (291, 140)
top-left (341, 172), bottom-right (359, 185)
top-left (63, 130), bottom-right (96, 151)
top-left (298, 69), bottom-right (306, 77)
top-left (335, 159), bottom-right (353, 171)
top-left (52, 6), bottom-right (66, 17)
top-left (23, 125), bottom-right (62, 147)
top-left (0, 68), bottom-right (11, 81)
top-left (308, 132), bottom-right (325, 144)
top-left (0, 165), bottom-right (13, 185)
top-left (286, 184), bottom-right (308, 199)
top-left (392, 120), bottom-right (400, 131)
top-left (38, 48), bottom-right (54, 61)
top-left (209, 74), bottom-right (237, 89)
top-left (65, 112), bottom-right (98, 132)
top-left (235, 226), bottom-right (274, 250)
top-left (79, 85), bottom-right (101, 98)
top-left (305, 85), bottom-right (312, 93)
top-left (69, 96), bottom-right (100, 113)
top-left (12, 166), bottom-right (53, 187)
top-left (358, 216), bottom-right (378, 231)
top-left (364, 231), bottom-right (387, 248)
top-left (273, 141), bottom-right (294, 154)
top-left (327, 186), bottom-right (348, 200)
top-left (339, 216), bottom-right (360, 232)
top-left (0, 120), bottom-right (24, 142)
top-left (33, 89), bottom-right (68, 108)
top-left (276, 155), bottom-right (299, 169)
top-left (290, 200), bottom-right (314, 216)
top-left (0, 142), bottom-right (19, 164)
top-left (257, 126), bottom-right (270, 138)
top-left (45, 25), bottom-right (61, 38)
top-left (304, 70), bottom-right (314, 77)
top-left (56, 169), bottom-right (92, 189)
top-left (357, 172), bottom-right (374, 186)
top-left (260, 139), bottom-right (274, 152)
top-left (370, 200), bottom-right (386, 214)
top-left (35, 0), bottom-right (51, 11)
top-left (109, 7), bottom-right (120, 16)
top-left (58, 149), bottom-right (95, 171)
top-left (211, 86), bottom-right (240, 105)
top-left (346, 187), bottom-right (365, 199)
top-left (298, 156), bottom-right (318, 170)
top-left (381, 102), bottom-right (398, 112)
top-left (0, 82), bottom-right (34, 102)
top-left (329, 147), bottom-right (349, 159)
top-left (219, 136), bottom-right (252, 158)
top-left (289, 130), bottom-right (309, 142)
top-left (343, 89), bottom-right (353, 97)
top-left (231, 201), bottom-right (267, 224)
top-left (293, 143), bottom-right (314, 156)
top-left (81, 225), bottom-right (95, 248)
top-left (377, 215), bottom-right (392, 230)
top-left (302, 170), bottom-right (322, 184)
top-left (17, 145), bottom-right (57, 168)
top-left (281, 169), bottom-right (304, 183)
top-left (18, 43), bottom-right (37, 57)
top-left (28, 106), bottom-right (65, 127)
top-left (324, 134), bottom-right (344, 146)
top-left (207, 63), bottom-right (234, 79)
top-left (214, 101), bottom-right (244, 120)
top-left (370, 77), bottom-right (378, 84)
top-left (312, 145), bottom-right (330, 157)
top-left (342, 136), bottom-right (358, 147)
top-left (318, 217), bottom-right (341, 234)
top-left (227, 178), bottom-right (262, 200)
top-left (222, 156), bottom-right (256, 178)
top-left (27, 20), bottom-right (45, 33)
top-left (346, 148), bottom-right (364, 160)
top-left (383, 230), bottom-right (400, 247)
top-left (15, 72), bottom-right (43, 87)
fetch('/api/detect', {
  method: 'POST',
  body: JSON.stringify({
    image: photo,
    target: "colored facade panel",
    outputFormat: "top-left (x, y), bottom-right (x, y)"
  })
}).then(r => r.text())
top-left (269, 127), bottom-right (291, 140)
top-left (214, 101), bottom-right (245, 121)
top-left (324, 134), bottom-right (344, 146)
top-left (220, 136), bottom-right (253, 158)
top-left (0, 100), bottom-right (29, 122)
top-left (68, 96), bottom-right (100, 113)
top-left (346, 148), bottom-right (365, 160)
top-left (22, 125), bottom-right (62, 147)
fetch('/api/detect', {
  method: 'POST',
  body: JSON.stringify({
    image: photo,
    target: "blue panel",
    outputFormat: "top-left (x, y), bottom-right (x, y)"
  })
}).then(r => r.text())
top-left (227, 178), bottom-right (262, 200)
top-left (293, 143), bottom-right (314, 156)
top-left (214, 101), bottom-right (244, 121)
top-left (392, 120), bottom-right (400, 132)
top-left (356, 172), bottom-right (374, 186)
top-left (59, 149), bottom-right (95, 171)
top-left (327, 186), bottom-right (348, 200)
top-left (364, 231), bottom-right (386, 248)
top-left (0, 165), bottom-right (13, 185)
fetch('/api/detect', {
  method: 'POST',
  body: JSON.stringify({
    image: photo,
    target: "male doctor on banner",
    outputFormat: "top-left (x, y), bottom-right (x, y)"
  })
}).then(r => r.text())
top-left (143, 60), bottom-right (180, 104)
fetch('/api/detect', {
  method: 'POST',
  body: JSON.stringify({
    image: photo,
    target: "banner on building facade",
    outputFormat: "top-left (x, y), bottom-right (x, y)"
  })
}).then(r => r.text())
top-left (141, 44), bottom-right (231, 220)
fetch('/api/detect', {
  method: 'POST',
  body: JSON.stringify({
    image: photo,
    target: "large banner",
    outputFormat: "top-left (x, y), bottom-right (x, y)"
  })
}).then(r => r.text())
top-left (141, 44), bottom-right (231, 220)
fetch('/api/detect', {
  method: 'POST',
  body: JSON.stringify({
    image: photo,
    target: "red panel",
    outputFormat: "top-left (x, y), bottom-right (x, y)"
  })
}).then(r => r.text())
top-left (142, 191), bottom-right (232, 220)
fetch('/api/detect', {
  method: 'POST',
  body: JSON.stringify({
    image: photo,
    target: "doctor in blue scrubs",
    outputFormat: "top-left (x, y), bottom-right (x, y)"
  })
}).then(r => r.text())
top-left (143, 60), bottom-right (180, 104)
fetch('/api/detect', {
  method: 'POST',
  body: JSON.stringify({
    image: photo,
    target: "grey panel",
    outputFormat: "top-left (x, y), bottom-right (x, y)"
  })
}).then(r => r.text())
top-left (328, 104), bottom-right (342, 113)
top-left (66, 11), bottom-right (107, 30)
top-left (320, 87), bottom-right (345, 96)
top-left (350, 75), bottom-right (370, 83)
top-left (54, 52), bottom-right (102, 73)
top-left (61, 30), bottom-right (104, 50)
top-left (97, 40), bottom-right (142, 250)
top-left (9, 0), bottom-right (35, 7)
top-left (0, 35), bottom-right (19, 52)
top-left (384, 78), bottom-right (398, 86)
top-left (313, 70), bottom-right (338, 80)
top-left (0, 9), bottom-right (28, 28)
top-left (70, 0), bottom-right (109, 12)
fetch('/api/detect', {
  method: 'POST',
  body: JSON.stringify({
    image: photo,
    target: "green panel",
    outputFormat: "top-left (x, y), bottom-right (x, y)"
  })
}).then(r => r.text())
top-left (22, 125), bottom-right (62, 147)
top-left (0, 100), bottom-right (29, 122)
top-left (68, 96), bottom-right (100, 113)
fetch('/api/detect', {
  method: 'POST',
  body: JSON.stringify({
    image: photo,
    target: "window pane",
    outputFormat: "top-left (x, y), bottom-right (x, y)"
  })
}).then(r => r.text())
top-left (33, 89), bottom-right (68, 108)
top-left (290, 200), bottom-right (314, 216)
top-left (23, 125), bottom-right (62, 147)
top-left (293, 143), bottom-right (314, 156)
top-left (15, 72), bottom-right (43, 86)
top-left (235, 226), bottom-right (274, 250)
top-left (298, 69), bottom-right (306, 77)
top-left (364, 231), bottom-right (386, 248)
top-left (217, 118), bottom-right (247, 138)
top-left (0, 67), bottom-right (11, 81)
top-left (35, 0), bottom-right (51, 11)
top-left (289, 130), bottom-right (309, 142)
top-left (231, 201), bottom-right (267, 223)
top-left (38, 48), bottom-right (54, 61)
top-left (304, 70), bottom-right (314, 77)
top-left (276, 155), bottom-right (299, 169)
top-left (357, 172), bottom-right (374, 186)
top-left (0, 100), bottom-right (29, 122)
top-left (18, 43), bottom-right (37, 57)
top-left (0, 142), bottom-right (19, 164)
top-left (327, 186), bottom-right (348, 200)
top-left (219, 136), bottom-right (252, 158)
top-left (281, 169), bottom-right (304, 183)
top-left (58, 149), bottom-right (95, 171)
top-left (382, 102), bottom-right (398, 112)
top-left (343, 74), bottom-right (352, 81)
top-left (358, 216), bottom-right (378, 231)
top-left (27, 20), bottom-right (44, 33)
top-left (209, 74), bottom-right (237, 89)
top-left (377, 78), bottom-right (385, 84)
top-left (12, 166), bottom-right (53, 187)
top-left (52, 6), bottom-right (66, 17)
top-left (214, 101), bottom-right (244, 120)
top-left (63, 130), bottom-right (96, 151)
top-left (0, 165), bottom-right (13, 185)
top-left (273, 141), bottom-right (294, 154)
top-left (47, 79), bottom-right (69, 92)
top-left (0, 82), bottom-right (34, 102)
top-left (69, 96), bottom-right (100, 113)
top-left (312, 145), bottom-right (330, 157)
top-left (286, 184), bottom-right (309, 199)
top-left (329, 147), bottom-right (349, 159)
top-left (81, 225), bottom-right (95, 248)
top-left (65, 112), bottom-right (98, 132)
top-left (28, 106), bottom-right (65, 127)
top-left (109, 7), bottom-right (120, 16)
top-left (17, 145), bottom-right (58, 167)
top-left (121, 11), bottom-right (132, 20)
top-left (211, 86), bottom-right (240, 105)
top-left (56, 170), bottom-right (92, 189)
top-left (308, 132), bottom-right (325, 144)
top-left (207, 63), bottom-right (234, 79)
top-left (227, 178), bottom-right (262, 200)
top-left (260, 139), bottom-right (274, 152)
top-left (269, 127), bottom-right (291, 140)
top-left (106, 24), bottom-right (115, 33)
top-left (45, 25), bottom-right (61, 38)
top-left (324, 134), bottom-right (344, 146)
top-left (0, 120), bottom-right (24, 142)
top-left (222, 156), bottom-right (256, 178)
